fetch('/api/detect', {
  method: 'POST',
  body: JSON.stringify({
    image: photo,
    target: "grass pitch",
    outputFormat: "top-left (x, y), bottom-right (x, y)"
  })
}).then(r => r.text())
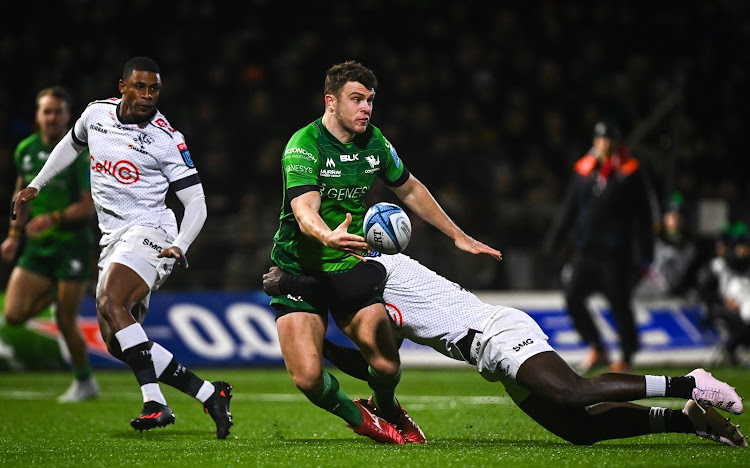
top-left (0, 366), bottom-right (748, 467)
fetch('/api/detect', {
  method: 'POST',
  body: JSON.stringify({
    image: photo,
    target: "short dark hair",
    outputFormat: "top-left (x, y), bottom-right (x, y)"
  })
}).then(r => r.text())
top-left (122, 57), bottom-right (161, 80)
top-left (324, 61), bottom-right (377, 97)
top-left (36, 86), bottom-right (72, 110)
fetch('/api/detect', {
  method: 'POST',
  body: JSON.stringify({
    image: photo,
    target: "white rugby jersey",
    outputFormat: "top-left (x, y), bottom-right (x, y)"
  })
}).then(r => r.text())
top-left (371, 253), bottom-right (501, 362)
top-left (72, 98), bottom-right (199, 246)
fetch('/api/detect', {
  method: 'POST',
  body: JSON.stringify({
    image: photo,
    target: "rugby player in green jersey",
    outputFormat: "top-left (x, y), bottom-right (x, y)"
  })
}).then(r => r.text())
top-left (270, 61), bottom-right (502, 444)
top-left (1, 87), bottom-right (98, 401)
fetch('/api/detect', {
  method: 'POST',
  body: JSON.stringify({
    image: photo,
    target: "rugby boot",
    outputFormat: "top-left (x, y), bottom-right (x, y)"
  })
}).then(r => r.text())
top-left (203, 381), bottom-right (233, 439)
top-left (58, 377), bottom-right (99, 403)
top-left (687, 368), bottom-right (744, 415)
top-left (358, 396), bottom-right (427, 443)
top-left (348, 399), bottom-right (405, 444)
top-left (130, 401), bottom-right (175, 431)
top-left (684, 400), bottom-right (748, 446)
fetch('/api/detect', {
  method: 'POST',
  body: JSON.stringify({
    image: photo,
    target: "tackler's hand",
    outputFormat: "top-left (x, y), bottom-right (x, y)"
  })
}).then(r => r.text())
top-left (262, 266), bottom-right (284, 296)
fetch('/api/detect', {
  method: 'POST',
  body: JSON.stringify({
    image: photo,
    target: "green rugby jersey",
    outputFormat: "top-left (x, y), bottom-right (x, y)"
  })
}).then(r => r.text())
top-left (272, 118), bottom-right (409, 273)
top-left (13, 132), bottom-right (92, 242)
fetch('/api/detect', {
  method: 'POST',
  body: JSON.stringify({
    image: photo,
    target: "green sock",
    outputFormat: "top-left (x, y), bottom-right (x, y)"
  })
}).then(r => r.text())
top-left (73, 365), bottom-right (93, 381)
top-left (368, 366), bottom-right (401, 416)
top-left (307, 371), bottom-right (362, 426)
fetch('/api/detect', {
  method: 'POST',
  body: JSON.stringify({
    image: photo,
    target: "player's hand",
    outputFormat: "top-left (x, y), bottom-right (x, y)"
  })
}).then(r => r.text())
top-left (325, 213), bottom-right (369, 258)
top-left (25, 214), bottom-right (57, 237)
top-left (0, 237), bottom-right (19, 263)
top-left (11, 187), bottom-right (39, 220)
top-left (455, 234), bottom-right (503, 261)
top-left (262, 266), bottom-right (284, 296)
top-left (158, 246), bottom-right (188, 268)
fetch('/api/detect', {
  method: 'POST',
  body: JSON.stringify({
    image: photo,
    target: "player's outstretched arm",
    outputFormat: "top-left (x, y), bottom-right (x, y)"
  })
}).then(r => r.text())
top-left (291, 192), bottom-right (368, 257)
top-left (392, 174), bottom-right (502, 261)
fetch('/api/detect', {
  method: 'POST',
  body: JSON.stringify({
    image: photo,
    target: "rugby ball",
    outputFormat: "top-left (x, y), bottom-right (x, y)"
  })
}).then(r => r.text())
top-left (363, 202), bottom-right (411, 254)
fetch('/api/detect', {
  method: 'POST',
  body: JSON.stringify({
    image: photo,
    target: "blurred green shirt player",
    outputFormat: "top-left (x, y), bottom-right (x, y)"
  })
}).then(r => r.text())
top-left (2, 86), bottom-right (97, 402)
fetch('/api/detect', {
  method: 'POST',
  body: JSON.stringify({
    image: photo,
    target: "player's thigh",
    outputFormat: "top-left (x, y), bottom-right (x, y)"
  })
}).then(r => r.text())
top-left (3, 266), bottom-right (53, 321)
top-left (96, 262), bottom-right (151, 328)
top-left (276, 311), bottom-right (327, 379)
top-left (340, 302), bottom-right (400, 364)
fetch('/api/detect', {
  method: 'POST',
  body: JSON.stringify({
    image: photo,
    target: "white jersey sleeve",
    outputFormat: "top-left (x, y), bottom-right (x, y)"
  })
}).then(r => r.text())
top-left (76, 99), bottom-right (201, 247)
top-left (371, 253), bottom-right (500, 362)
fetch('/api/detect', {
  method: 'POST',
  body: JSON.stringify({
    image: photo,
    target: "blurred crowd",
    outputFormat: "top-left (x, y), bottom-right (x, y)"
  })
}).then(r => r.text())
top-left (0, 0), bottom-right (748, 293)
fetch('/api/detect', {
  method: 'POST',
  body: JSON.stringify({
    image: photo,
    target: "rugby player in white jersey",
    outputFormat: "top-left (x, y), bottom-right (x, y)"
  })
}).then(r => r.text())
top-left (263, 252), bottom-right (747, 446)
top-left (12, 57), bottom-right (233, 439)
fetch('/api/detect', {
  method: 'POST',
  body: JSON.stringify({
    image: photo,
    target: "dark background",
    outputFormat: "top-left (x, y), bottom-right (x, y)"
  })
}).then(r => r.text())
top-left (0, 0), bottom-right (747, 292)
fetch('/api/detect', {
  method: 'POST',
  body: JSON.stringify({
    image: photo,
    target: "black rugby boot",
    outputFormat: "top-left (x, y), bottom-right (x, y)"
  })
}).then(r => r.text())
top-left (203, 381), bottom-right (233, 439)
top-left (130, 401), bottom-right (176, 431)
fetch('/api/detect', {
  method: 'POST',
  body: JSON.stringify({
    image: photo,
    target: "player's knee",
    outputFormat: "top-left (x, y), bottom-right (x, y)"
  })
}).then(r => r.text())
top-left (367, 355), bottom-right (400, 379)
top-left (3, 309), bottom-right (26, 326)
top-left (293, 375), bottom-right (323, 396)
top-left (96, 293), bottom-right (121, 324)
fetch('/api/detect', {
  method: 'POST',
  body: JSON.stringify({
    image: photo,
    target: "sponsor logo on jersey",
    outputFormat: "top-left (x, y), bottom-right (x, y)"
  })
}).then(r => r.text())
top-left (320, 169), bottom-right (341, 177)
top-left (178, 142), bottom-right (195, 168)
top-left (90, 155), bottom-right (140, 185)
top-left (90, 123), bottom-right (108, 134)
top-left (142, 238), bottom-right (163, 253)
top-left (365, 154), bottom-right (380, 173)
top-left (284, 147), bottom-right (317, 163)
top-left (385, 303), bottom-right (403, 329)
top-left (113, 122), bottom-right (137, 132)
top-left (326, 157), bottom-right (336, 168)
top-left (340, 153), bottom-right (359, 162)
top-left (323, 186), bottom-right (369, 201)
top-left (128, 144), bottom-right (150, 155)
top-left (155, 118), bottom-right (176, 133)
top-left (286, 164), bottom-right (314, 174)
top-left (512, 338), bottom-right (534, 352)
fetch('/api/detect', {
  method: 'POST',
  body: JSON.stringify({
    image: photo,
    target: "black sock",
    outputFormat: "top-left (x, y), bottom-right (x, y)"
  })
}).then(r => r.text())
top-left (665, 376), bottom-right (696, 399)
top-left (664, 408), bottom-right (695, 434)
top-left (122, 343), bottom-right (157, 386)
top-left (158, 358), bottom-right (204, 397)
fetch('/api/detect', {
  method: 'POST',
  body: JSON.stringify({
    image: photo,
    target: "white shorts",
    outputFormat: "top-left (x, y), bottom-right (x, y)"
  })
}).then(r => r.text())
top-left (475, 306), bottom-right (555, 402)
top-left (97, 226), bottom-right (176, 307)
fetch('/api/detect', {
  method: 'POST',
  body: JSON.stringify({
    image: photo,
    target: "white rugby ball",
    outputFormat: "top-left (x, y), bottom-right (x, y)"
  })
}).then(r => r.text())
top-left (363, 202), bottom-right (411, 255)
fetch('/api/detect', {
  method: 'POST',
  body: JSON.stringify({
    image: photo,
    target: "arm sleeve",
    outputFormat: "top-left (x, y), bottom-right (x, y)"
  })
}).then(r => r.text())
top-left (28, 130), bottom-right (86, 190)
top-left (172, 183), bottom-right (207, 253)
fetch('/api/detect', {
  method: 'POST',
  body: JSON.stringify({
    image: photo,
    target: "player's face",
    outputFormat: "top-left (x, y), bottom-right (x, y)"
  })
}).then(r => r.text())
top-left (592, 136), bottom-right (613, 159)
top-left (36, 95), bottom-right (70, 143)
top-left (119, 70), bottom-right (162, 122)
top-left (330, 81), bottom-right (374, 136)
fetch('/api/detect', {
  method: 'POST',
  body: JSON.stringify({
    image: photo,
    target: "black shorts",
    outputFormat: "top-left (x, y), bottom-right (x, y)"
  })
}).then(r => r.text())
top-left (272, 260), bottom-right (387, 324)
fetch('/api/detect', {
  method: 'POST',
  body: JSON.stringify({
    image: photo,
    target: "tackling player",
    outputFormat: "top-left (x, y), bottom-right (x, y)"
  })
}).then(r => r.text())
top-left (12, 57), bottom-right (233, 439)
top-left (263, 253), bottom-right (747, 446)
top-left (270, 60), bottom-right (501, 444)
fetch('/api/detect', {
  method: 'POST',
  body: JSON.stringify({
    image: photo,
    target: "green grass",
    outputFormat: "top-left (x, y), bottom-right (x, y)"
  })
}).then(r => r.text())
top-left (0, 367), bottom-right (748, 467)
